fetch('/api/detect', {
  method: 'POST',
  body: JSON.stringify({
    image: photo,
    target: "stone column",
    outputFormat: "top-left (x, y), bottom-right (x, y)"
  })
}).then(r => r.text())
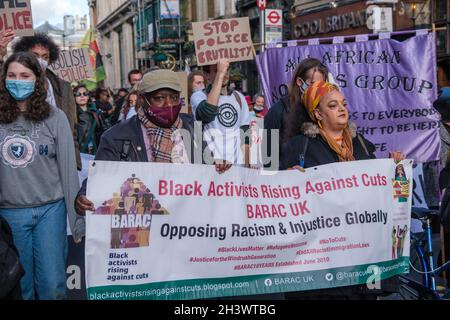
top-left (122, 22), bottom-right (135, 82)
top-left (111, 30), bottom-right (121, 90)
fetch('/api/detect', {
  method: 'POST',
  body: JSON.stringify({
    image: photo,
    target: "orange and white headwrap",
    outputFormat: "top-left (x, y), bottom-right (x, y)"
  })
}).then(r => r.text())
top-left (301, 80), bottom-right (339, 122)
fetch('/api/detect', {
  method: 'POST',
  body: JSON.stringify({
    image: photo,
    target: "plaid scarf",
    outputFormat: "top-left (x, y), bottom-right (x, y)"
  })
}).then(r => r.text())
top-left (137, 107), bottom-right (187, 163)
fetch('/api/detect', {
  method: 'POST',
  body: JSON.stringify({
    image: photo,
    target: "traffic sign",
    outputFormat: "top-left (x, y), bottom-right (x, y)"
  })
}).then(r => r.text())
top-left (265, 9), bottom-right (282, 28)
top-left (257, 0), bottom-right (266, 11)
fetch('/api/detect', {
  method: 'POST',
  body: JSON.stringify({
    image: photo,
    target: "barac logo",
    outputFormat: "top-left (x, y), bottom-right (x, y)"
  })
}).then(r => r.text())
top-left (94, 174), bottom-right (170, 249)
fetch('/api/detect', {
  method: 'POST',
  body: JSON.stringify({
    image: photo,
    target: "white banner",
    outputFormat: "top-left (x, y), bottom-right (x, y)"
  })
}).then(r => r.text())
top-left (86, 159), bottom-right (412, 300)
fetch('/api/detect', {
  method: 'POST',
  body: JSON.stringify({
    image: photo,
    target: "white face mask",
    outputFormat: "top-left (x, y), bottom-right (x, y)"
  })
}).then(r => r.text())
top-left (37, 57), bottom-right (48, 71)
top-left (193, 85), bottom-right (205, 93)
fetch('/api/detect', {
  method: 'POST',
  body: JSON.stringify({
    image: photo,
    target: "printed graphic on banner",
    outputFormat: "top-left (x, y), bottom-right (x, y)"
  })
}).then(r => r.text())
top-left (0, 0), bottom-right (33, 36)
top-left (255, 32), bottom-right (439, 163)
top-left (192, 17), bottom-right (254, 66)
top-left (392, 164), bottom-right (410, 202)
top-left (86, 160), bottom-right (412, 300)
top-left (49, 48), bottom-right (94, 83)
top-left (94, 174), bottom-right (169, 249)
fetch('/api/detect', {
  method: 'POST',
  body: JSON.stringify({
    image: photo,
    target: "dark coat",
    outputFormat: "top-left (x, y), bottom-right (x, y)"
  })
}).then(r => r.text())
top-left (280, 131), bottom-right (376, 170)
top-left (78, 113), bottom-right (212, 197)
top-left (46, 69), bottom-right (81, 169)
top-left (281, 124), bottom-right (399, 299)
top-left (262, 97), bottom-right (289, 169)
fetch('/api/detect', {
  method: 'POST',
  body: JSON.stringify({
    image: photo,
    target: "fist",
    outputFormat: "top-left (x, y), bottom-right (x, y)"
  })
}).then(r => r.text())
top-left (217, 58), bottom-right (230, 76)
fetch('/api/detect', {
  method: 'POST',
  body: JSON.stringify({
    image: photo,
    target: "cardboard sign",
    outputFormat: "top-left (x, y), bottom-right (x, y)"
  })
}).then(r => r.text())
top-left (0, 0), bottom-right (33, 36)
top-left (192, 17), bottom-right (254, 66)
top-left (50, 48), bottom-right (94, 83)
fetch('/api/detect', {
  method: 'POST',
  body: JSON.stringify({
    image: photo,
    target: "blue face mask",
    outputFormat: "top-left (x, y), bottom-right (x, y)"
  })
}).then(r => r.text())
top-left (299, 80), bottom-right (309, 94)
top-left (5, 80), bottom-right (36, 101)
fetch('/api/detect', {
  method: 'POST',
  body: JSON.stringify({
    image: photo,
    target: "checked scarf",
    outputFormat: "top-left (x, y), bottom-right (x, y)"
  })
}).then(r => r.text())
top-left (137, 107), bottom-right (189, 163)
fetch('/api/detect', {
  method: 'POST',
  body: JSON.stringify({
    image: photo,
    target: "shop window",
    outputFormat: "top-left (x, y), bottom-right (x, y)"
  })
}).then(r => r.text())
top-left (436, 29), bottom-right (447, 53)
top-left (435, 0), bottom-right (447, 21)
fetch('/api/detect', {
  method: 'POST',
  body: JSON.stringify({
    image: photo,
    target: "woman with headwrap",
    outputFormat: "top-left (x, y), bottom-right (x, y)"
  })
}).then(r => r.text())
top-left (281, 80), bottom-right (404, 170)
top-left (280, 80), bottom-right (404, 300)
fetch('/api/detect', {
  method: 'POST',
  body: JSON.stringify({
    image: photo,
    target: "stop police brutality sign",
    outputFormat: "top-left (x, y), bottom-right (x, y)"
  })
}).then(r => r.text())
top-left (0, 0), bottom-right (33, 36)
top-left (192, 17), bottom-right (254, 66)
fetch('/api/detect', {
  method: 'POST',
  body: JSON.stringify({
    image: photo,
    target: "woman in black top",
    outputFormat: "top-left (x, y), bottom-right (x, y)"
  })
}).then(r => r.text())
top-left (281, 80), bottom-right (404, 299)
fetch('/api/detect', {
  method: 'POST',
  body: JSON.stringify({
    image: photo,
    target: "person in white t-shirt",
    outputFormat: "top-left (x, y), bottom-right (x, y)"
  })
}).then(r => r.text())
top-left (190, 59), bottom-right (250, 167)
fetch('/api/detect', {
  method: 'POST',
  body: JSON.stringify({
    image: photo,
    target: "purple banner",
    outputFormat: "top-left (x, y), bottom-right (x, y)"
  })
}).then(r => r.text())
top-left (256, 32), bottom-right (440, 163)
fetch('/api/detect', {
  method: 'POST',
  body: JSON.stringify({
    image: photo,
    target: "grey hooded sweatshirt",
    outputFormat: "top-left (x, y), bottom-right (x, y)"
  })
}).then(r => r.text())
top-left (0, 108), bottom-right (85, 242)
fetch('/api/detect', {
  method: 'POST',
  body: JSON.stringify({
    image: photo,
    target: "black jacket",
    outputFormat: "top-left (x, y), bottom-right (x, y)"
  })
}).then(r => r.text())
top-left (281, 128), bottom-right (399, 298)
top-left (280, 133), bottom-right (376, 170)
top-left (78, 114), bottom-right (211, 197)
top-left (262, 97), bottom-right (290, 169)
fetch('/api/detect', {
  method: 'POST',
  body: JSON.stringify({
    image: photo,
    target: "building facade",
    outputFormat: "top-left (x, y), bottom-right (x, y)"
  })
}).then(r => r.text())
top-left (35, 15), bottom-right (89, 51)
top-left (291, 0), bottom-right (430, 40)
top-left (432, 0), bottom-right (449, 60)
top-left (88, 0), bottom-right (135, 90)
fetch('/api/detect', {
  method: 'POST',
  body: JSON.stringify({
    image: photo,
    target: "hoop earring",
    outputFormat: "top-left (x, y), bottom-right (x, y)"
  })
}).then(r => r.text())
top-left (317, 120), bottom-right (323, 129)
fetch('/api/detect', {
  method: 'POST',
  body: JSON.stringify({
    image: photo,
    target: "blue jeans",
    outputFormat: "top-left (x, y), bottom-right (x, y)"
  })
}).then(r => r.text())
top-left (0, 200), bottom-right (68, 300)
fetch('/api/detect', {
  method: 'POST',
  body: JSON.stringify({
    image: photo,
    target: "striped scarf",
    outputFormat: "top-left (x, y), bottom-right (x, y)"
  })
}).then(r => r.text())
top-left (137, 107), bottom-right (187, 163)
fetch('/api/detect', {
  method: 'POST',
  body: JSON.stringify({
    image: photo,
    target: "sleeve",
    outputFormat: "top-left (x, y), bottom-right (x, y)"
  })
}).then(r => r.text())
top-left (262, 101), bottom-right (283, 169)
top-left (439, 162), bottom-right (450, 191)
top-left (55, 110), bottom-right (85, 242)
top-left (191, 90), bottom-right (218, 123)
top-left (238, 92), bottom-right (250, 127)
top-left (76, 133), bottom-right (121, 198)
top-left (66, 86), bottom-right (82, 170)
top-left (280, 136), bottom-right (302, 170)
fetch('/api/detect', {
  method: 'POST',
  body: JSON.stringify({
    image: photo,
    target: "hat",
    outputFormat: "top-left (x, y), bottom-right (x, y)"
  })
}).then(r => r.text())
top-left (137, 69), bottom-right (181, 94)
top-left (301, 80), bottom-right (339, 122)
top-left (434, 88), bottom-right (450, 122)
top-left (245, 95), bottom-right (254, 105)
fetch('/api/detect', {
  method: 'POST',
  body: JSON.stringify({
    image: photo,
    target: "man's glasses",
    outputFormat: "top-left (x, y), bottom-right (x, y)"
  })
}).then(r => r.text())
top-left (75, 92), bottom-right (89, 97)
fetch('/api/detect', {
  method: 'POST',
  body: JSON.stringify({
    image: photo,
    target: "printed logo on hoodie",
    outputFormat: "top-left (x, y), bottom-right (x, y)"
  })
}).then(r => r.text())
top-left (1, 135), bottom-right (36, 168)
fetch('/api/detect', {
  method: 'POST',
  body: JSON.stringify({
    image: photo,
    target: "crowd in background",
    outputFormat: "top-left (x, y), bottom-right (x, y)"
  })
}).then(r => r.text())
top-left (0, 30), bottom-right (450, 301)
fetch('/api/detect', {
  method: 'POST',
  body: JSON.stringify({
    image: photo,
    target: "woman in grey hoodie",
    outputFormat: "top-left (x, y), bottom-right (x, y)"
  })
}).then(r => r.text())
top-left (0, 52), bottom-right (82, 300)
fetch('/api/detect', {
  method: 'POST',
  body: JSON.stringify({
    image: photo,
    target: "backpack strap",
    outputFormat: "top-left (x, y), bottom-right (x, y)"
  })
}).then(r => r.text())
top-left (357, 134), bottom-right (370, 157)
top-left (298, 137), bottom-right (309, 167)
top-left (280, 96), bottom-right (289, 112)
top-left (120, 140), bottom-right (132, 161)
top-left (232, 91), bottom-right (243, 110)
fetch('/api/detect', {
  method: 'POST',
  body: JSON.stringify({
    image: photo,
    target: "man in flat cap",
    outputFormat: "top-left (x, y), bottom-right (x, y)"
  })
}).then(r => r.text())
top-left (75, 69), bottom-right (227, 215)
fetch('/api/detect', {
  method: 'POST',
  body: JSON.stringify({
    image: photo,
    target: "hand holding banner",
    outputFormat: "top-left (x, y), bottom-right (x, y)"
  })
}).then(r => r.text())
top-left (86, 159), bottom-right (412, 300)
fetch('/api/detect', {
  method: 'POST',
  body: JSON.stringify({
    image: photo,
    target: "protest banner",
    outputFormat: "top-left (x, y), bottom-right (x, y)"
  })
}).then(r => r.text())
top-left (49, 48), bottom-right (94, 83)
top-left (256, 32), bottom-right (439, 163)
top-left (0, 0), bottom-right (33, 36)
top-left (85, 159), bottom-right (411, 300)
top-left (192, 17), bottom-right (254, 66)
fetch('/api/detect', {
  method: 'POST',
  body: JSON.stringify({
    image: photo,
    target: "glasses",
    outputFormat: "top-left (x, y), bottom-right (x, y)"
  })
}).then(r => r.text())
top-left (75, 92), bottom-right (89, 97)
top-left (147, 93), bottom-right (180, 105)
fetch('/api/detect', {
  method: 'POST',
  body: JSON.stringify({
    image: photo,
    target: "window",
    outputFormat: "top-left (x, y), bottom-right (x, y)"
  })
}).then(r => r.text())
top-left (435, 0), bottom-right (447, 21)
